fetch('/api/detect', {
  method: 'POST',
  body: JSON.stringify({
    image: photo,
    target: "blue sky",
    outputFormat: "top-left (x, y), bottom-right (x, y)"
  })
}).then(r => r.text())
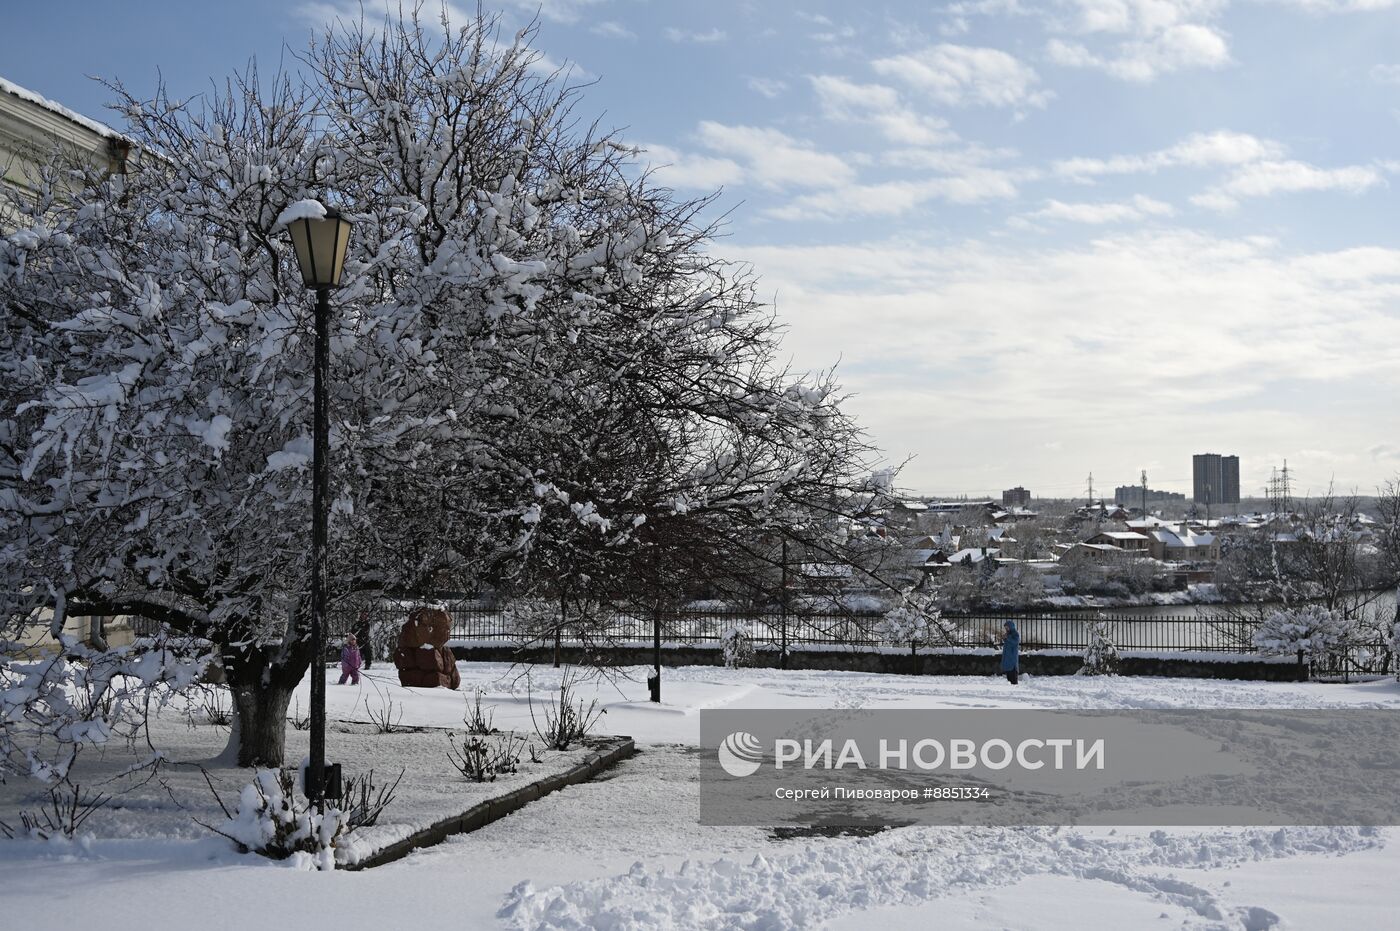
top-left (6, 1), bottom-right (1400, 500)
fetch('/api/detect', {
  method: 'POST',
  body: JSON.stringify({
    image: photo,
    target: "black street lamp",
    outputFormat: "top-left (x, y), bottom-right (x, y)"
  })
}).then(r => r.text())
top-left (284, 204), bottom-right (354, 806)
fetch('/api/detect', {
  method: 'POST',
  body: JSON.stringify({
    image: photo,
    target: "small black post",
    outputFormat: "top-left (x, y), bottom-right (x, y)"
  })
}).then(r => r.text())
top-left (650, 611), bottom-right (662, 703)
top-left (650, 541), bottom-right (662, 702)
top-left (779, 538), bottom-right (789, 669)
top-left (555, 592), bottom-right (564, 669)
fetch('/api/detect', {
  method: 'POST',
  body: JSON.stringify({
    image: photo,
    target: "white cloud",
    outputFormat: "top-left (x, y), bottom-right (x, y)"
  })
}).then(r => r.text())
top-left (664, 27), bottom-right (729, 44)
top-left (747, 77), bottom-right (789, 98)
top-left (1029, 194), bottom-right (1177, 223)
top-left (872, 44), bottom-right (1052, 108)
top-left (810, 25), bottom-right (859, 44)
top-left (1192, 160), bottom-right (1385, 209)
top-left (809, 75), bottom-right (955, 146)
top-left (1053, 130), bottom-right (1285, 179)
top-left (292, 1), bottom-right (585, 75)
top-left (1046, 25), bottom-right (1229, 81)
top-left (637, 143), bottom-right (744, 191)
top-left (590, 21), bottom-right (635, 39)
top-left (1057, 0), bottom-right (1229, 35)
top-left (1053, 132), bottom-right (1381, 213)
top-left (502, 0), bottom-right (611, 23)
top-left (767, 171), bottom-right (1021, 221)
top-left (1264, 0), bottom-right (1400, 11)
top-left (883, 144), bottom-right (1021, 171)
top-left (295, 0), bottom-right (474, 28)
top-left (1041, 0), bottom-right (1231, 81)
top-left (726, 231), bottom-right (1400, 491)
top-left (693, 122), bottom-right (857, 189)
top-left (1371, 63), bottom-right (1400, 83)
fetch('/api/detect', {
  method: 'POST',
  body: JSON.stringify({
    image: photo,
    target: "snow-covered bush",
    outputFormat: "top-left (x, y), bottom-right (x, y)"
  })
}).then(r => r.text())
top-left (1391, 613), bottom-right (1400, 681)
top-left (1253, 605), bottom-right (1352, 661)
top-left (1078, 619), bottom-right (1119, 676)
top-left (210, 769), bottom-right (345, 871)
top-left (876, 591), bottom-right (956, 654)
top-left (720, 626), bottom-right (755, 668)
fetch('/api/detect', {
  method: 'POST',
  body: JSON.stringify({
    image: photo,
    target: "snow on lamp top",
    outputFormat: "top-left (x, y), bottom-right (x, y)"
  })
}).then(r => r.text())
top-left (279, 199), bottom-right (353, 289)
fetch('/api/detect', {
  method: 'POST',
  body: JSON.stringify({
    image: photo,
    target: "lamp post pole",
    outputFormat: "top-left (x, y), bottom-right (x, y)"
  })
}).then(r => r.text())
top-left (283, 202), bottom-right (352, 809)
top-left (308, 284), bottom-right (330, 807)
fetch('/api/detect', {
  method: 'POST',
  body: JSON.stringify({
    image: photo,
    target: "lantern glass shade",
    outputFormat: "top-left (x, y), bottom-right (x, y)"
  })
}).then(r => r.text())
top-left (286, 207), bottom-right (353, 288)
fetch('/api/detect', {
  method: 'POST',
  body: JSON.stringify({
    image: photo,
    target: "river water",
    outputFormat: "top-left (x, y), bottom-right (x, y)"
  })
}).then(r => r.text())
top-left (1042, 589), bottom-right (1397, 622)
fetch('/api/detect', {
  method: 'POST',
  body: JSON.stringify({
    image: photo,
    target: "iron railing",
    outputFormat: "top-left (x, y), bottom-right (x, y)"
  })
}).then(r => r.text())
top-left (362, 601), bottom-right (1266, 653)
top-left (126, 600), bottom-right (1394, 673)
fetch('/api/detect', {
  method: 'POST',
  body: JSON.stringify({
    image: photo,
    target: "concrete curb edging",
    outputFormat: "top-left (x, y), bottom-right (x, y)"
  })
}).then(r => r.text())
top-left (342, 735), bottom-right (636, 870)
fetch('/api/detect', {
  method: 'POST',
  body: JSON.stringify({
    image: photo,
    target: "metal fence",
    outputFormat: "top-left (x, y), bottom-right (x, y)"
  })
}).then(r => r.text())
top-left (125, 600), bottom-right (1392, 674)
top-left (363, 601), bottom-right (1264, 653)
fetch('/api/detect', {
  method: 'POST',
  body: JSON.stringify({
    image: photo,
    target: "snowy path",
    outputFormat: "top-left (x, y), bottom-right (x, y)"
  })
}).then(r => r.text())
top-left (0, 665), bottom-right (1396, 929)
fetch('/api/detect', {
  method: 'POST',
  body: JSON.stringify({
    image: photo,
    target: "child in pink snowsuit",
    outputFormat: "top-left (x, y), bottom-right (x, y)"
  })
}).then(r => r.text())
top-left (339, 634), bottom-right (362, 685)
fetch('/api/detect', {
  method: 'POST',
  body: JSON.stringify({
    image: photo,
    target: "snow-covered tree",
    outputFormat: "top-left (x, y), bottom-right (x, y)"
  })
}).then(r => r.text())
top-left (1253, 605), bottom-right (1354, 662)
top-left (1, 10), bottom-right (879, 772)
top-left (876, 588), bottom-right (959, 655)
top-left (720, 625), bottom-right (755, 668)
top-left (1078, 618), bottom-right (1119, 676)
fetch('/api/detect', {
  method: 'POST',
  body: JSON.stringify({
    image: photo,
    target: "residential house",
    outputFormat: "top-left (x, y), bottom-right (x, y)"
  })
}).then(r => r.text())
top-left (1056, 542), bottom-right (1132, 566)
top-left (1086, 531), bottom-right (1150, 553)
top-left (947, 547), bottom-right (1000, 567)
top-left (1147, 527), bottom-right (1220, 562)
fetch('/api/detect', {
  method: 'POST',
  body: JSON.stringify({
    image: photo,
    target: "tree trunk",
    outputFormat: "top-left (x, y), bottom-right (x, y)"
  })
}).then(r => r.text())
top-left (229, 682), bottom-right (295, 767)
top-left (219, 631), bottom-right (314, 768)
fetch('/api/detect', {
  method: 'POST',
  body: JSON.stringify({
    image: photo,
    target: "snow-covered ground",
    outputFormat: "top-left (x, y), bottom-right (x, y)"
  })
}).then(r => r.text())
top-left (1, 662), bottom-right (1397, 929)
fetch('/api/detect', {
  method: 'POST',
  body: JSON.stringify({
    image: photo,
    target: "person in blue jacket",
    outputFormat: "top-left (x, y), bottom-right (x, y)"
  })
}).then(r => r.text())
top-left (1000, 620), bottom-right (1020, 685)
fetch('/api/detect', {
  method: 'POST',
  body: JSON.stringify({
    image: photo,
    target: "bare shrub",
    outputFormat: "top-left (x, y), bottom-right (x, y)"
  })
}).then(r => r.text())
top-left (200, 688), bottom-right (234, 726)
top-left (446, 732), bottom-right (525, 782)
top-left (1, 782), bottom-right (110, 840)
top-left (183, 685), bottom-right (233, 727)
top-left (530, 672), bottom-right (604, 751)
top-left (341, 768), bottom-right (404, 829)
top-left (463, 689), bottom-right (497, 735)
top-left (363, 683), bottom-right (405, 734)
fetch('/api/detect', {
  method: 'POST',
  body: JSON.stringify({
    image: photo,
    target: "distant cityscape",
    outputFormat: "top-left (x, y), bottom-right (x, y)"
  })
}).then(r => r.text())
top-left (983, 453), bottom-right (1246, 511)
